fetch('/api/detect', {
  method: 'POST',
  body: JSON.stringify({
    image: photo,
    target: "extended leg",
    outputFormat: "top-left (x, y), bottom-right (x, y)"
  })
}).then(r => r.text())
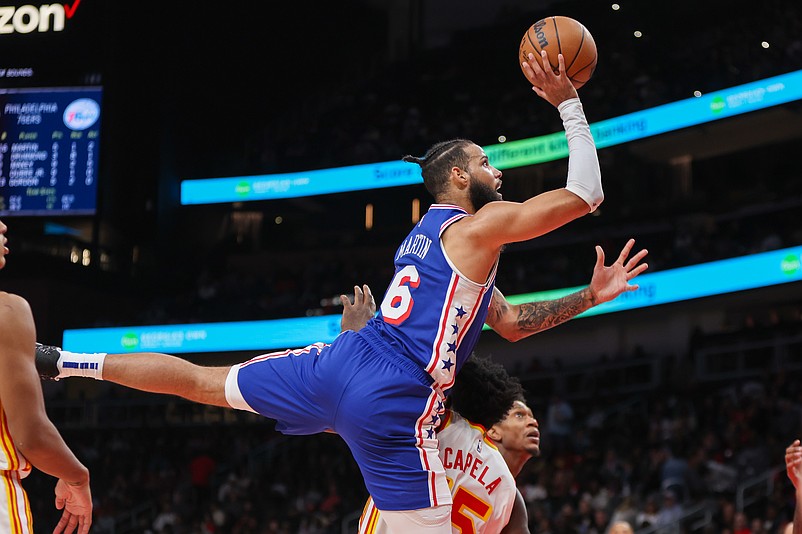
top-left (36, 345), bottom-right (230, 407)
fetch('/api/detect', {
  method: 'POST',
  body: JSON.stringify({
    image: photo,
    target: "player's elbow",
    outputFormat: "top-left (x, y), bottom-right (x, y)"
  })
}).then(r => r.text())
top-left (14, 424), bottom-right (59, 462)
top-left (496, 326), bottom-right (527, 343)
top-left (489, 317), bottom-right (529, 343)
top-left (507, 331), bottom-right (529, 343)
top-left (566, 188), bottom-right (599, 215)
top-left (590, 190), bottom-right (604, 211)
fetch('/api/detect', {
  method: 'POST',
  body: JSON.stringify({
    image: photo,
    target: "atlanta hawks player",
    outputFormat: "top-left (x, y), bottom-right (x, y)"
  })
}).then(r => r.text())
top-left (0, 219), bottom-right (92, 534)
top-left (360, 354), bottom-right (538, 534)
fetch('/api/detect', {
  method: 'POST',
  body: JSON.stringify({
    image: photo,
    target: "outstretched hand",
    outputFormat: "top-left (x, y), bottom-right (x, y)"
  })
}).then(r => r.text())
top-left (588, 239), bottom-right (648, 305)
top-left (787, 439), bottom-right (802, 489)
top-left (0, 218), bottom-right (8, 270)
top-left (53, 478), bottom-right (92, 534)
top-left (340, 284), bottom-right (376, 333)
top-left (521, 50), bottom-right (578, 108)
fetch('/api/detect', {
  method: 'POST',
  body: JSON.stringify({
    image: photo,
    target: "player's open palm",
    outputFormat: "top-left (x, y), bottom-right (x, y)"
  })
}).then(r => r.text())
top-left (588, 238), bottom-right (648, 304)
top-left (53, 478), bottom-right (92, 534)
top-left (521, 50), bottom-right (578, 108)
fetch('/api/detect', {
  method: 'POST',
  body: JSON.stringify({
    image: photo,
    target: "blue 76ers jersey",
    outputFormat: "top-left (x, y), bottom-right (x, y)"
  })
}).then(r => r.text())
top-left (372, 204), bottom-right (498, 391)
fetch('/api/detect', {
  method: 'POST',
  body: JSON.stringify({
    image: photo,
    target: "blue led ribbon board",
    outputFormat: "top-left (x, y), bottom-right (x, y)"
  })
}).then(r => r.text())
top-left (63, 246), bottom-right (802, 354)
top-left (181, 69), bottom-right (802, 205)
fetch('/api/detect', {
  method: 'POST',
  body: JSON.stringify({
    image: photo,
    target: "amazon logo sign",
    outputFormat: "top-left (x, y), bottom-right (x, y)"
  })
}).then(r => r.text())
top-left (0, 1), bottom-right (81, 34)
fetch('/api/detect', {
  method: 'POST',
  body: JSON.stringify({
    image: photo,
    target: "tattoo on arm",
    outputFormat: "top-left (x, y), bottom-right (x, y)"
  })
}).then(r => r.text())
top-left (516, 288), bottom-right (595, 334)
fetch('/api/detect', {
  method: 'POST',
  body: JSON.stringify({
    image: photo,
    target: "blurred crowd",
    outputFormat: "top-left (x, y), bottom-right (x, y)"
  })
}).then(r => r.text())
top-left (248, 2), bottom-right (799, 174)
top-left (25, 311), bottom-right (802, 533)
top-left (223, 0), bottom-right (802, 177)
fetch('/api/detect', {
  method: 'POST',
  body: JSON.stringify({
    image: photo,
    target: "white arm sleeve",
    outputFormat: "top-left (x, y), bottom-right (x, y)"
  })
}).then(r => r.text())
top-left (558, 97), bottom-right (603, 212)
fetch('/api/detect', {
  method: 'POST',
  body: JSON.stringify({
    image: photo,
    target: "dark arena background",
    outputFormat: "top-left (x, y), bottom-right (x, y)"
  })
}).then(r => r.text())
top-left (1, 0), bottom-right (802, 532)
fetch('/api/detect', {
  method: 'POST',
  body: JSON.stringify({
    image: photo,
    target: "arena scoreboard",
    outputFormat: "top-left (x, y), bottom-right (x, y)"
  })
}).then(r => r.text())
top-left (0, 86), bottom-right (102, 216)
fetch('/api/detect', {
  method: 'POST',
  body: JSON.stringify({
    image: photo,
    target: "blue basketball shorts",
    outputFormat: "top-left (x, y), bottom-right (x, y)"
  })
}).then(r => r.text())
top-left (224, 327), bottom-right (452, 511)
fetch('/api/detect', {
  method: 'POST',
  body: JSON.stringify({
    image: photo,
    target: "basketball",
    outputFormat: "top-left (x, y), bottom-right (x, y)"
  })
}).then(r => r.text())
top-left (519, 15), bottom-right (597, 89)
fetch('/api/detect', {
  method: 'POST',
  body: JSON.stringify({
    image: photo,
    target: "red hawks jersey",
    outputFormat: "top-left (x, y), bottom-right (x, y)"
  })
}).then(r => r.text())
top-left (0, 400), bottom-right (34, 534)
top-left (0, 401), bottom-right (31, 476)
top-left (372, 204), bottom-right (498, 391)
top-left (359, 410), bottom-right (517, 534)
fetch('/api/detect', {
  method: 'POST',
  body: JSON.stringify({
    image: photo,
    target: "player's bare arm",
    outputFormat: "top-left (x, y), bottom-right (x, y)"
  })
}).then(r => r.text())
top-left (0, 294), bottom-right (88, 484)
top-left (487, 285), bottom-right (595, 342)
top-left (462, 191), bottom-right (590, 251)
top-left (499, 489), bottom-right (531, 534)
top-left (0, 219), bottom-right (8, 269)
top-left (787, 440), bottom-right (802, 489)
top-left (486, 239), bottom-right (648, 341)
top-left (0, 293), bottom-right (92, 534)
top-left (444, 197), bottom-right (594, 287)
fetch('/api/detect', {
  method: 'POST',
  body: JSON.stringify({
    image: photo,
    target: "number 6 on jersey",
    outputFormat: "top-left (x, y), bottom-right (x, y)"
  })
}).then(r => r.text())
top-left (381, 265), bottom-right (420, 324)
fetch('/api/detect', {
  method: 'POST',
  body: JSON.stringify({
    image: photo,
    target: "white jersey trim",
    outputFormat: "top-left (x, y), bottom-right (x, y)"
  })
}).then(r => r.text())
top-left (224, 365), bottom-right (257, 413)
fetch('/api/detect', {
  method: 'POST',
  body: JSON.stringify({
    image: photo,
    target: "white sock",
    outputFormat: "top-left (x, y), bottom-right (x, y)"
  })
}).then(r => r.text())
top-left (57, 350), bottom-right (107, 380)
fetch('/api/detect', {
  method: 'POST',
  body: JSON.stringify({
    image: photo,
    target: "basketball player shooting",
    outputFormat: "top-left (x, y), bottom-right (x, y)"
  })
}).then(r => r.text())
top-left (36, 50), bottom-right (647, 533)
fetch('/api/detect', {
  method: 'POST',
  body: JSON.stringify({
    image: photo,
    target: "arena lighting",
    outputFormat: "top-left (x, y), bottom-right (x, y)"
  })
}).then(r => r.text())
top-left (180, 69), bottom-right (802, 205)
top-left (62, 245), bottom-right (802, 354)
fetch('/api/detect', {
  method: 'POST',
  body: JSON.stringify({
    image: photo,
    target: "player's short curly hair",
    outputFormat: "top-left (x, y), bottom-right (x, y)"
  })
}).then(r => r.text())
top-left (449, 353), bottom-right (526, 430)
top-left (402, 139), bottom-right (474, 199)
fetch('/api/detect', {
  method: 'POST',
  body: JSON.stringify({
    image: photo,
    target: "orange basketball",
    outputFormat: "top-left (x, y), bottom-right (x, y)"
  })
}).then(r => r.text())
top-left (519, 15), bottom-right (597, 90)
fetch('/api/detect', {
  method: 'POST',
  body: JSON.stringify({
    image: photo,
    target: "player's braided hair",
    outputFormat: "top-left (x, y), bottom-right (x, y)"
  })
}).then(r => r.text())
top-left (449, 353), bottom-right (526, 430)
top-left (402, 139), bottom-right (473, 199)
